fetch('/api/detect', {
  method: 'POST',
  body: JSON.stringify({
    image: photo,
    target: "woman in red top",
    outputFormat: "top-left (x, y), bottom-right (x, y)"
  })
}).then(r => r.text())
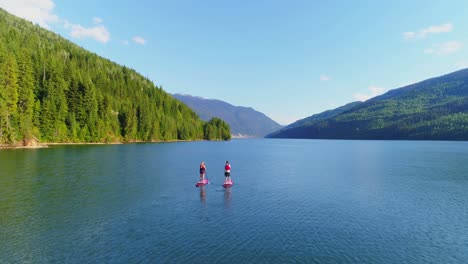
top-left (224, 161), bottom-right (231, 183)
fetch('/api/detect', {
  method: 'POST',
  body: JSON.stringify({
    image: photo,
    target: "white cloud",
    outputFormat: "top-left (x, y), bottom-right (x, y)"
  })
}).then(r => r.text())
top-left (65, 18), bottom-right (110, 43)
top-left (420, 23), bottom-right (453, 37)
top-left (423, 48), bottom-right (435, 54)
top-left (319, 74), bottom-right (331, 81)
top-left (354, 86), bottom-right (385, 101)
top-left (438, 41), bottom-right (462, 54)
top-left (63, 19), bottom-right (70, 28)
top-left (132, 36), bottom-right (147, 45)
top-left (403, 32), bottom-right (416, 40)
top-left (93, 17), bottom-right (102, 24)
top-left (122, 40), bottom-right (129, 45)
top-left (354, 93), bottom-right (369, 102)
top-left (0, 0), bottom-right (111, 43)
top-left (0, 0), bottom-right (59, 29)
top-left (424, 41), bottom-right (462, 55)
top-left (404, 23), bottom-right (453, 40)
top-left (70, 24), bottom-right (110, 43)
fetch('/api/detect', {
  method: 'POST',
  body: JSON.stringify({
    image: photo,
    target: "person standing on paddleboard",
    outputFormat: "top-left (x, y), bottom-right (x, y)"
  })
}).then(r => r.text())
top-left (200, 162), bottom-right (206, 182)
top-left (224, 161), bottom-right (231, 183)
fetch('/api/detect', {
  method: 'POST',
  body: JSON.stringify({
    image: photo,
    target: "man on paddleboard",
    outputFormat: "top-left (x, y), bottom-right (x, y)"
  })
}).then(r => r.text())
top-left (224, 161), bottom-right (231, 183)
top-left (200, 161), bottom-right (206, 182)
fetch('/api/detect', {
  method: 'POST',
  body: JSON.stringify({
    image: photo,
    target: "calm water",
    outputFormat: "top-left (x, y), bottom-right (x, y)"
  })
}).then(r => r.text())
top-left (1, 139), bottom-right (468, 263)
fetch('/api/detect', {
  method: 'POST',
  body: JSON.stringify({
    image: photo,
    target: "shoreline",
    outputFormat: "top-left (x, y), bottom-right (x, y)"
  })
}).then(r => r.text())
top-left (0, 144), bottom-right (49, 149)
top-left (0, 139), bottom-right (208, 149)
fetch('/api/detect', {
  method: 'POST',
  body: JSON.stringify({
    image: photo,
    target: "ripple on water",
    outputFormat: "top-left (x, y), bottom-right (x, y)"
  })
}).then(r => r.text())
top-left (2, 140), bottom-right (468, 263)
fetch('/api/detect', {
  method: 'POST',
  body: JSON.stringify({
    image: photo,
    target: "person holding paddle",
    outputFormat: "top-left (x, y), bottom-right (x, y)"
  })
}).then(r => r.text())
top-left (224, 161), bottom-right (231, 183)
top-left (199, 161), bottom-right (206, 182)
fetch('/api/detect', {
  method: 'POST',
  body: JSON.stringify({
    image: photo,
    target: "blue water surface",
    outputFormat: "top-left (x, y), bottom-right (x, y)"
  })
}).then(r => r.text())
top-left (1, 139), bottom-right (468, 263)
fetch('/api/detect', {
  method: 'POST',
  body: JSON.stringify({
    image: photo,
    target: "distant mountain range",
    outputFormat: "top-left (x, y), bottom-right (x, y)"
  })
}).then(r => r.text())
top-left (267, 68), bottom-right (468, 140)
top-left (173, 94), bottom-right (283, 137)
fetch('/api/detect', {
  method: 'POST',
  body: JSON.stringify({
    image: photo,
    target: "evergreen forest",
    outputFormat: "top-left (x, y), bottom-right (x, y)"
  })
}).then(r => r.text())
top-left (0, 8), bottom-right (231, 146)
top-left (268, 69), bottom-right (468, 140)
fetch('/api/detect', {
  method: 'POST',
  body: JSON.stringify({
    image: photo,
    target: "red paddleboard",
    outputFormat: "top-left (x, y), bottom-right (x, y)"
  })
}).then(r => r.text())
top-left (195, 179), bottom-right (208, 187)
top-left (223, 180), bottom-right (233, 188)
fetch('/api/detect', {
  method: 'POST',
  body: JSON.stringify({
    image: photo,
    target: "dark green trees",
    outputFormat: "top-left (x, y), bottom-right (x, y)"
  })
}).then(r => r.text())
top-left (0, 54), bottom-right (19, 144)
top-left (16, 50), bottom-right (36, 142)
top-left (0, 8), bottom-right (230, 145)
top-left (268, 69), bottom-right (468, 140)
top-left (204, 118), bottom-right (231, 140)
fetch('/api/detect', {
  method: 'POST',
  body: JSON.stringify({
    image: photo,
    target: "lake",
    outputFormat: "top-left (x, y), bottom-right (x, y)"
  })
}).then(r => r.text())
top-left (1, 139), bottom-right (468, 263)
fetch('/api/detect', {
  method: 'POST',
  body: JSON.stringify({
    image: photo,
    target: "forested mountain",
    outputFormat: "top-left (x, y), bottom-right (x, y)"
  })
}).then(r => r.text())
top-left (268, 69), bottom-right (468, 140)
top-left (172, 93), bottom-right (283, 137)
top-left (0, 8), bottom-right (230, 146)
top-left (267, 101), bottom-right (361, 137)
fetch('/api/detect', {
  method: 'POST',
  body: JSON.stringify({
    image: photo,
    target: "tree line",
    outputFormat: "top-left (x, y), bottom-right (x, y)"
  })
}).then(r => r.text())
top-left (0, 8), bottom-right (230, 146)
top-left (268, 70), bottom-right (468, 140)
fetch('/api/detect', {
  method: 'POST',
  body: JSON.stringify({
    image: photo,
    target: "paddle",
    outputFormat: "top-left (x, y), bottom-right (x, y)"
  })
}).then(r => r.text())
top-left (205, 172), bottom-right (211, 185)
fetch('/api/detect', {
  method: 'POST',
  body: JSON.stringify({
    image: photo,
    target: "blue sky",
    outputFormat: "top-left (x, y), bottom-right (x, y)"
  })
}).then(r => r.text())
top-left (2, 0), bottom-right (468, 124)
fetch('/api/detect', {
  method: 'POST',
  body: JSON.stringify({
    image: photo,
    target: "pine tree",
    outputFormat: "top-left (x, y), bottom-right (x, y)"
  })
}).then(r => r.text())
top-left (16, 50), bottom-right (37, 141)
top-left (0, 8), bottom-right (231, 145)
top-left (0, 55), bottom-right (19, 143)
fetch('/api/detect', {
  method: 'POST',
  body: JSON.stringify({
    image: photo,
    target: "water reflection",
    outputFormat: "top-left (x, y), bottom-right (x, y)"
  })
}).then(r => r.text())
top-left (224, 187), bottom-right (231, 208)
top-left (199, 186), bottom-right (206, 204)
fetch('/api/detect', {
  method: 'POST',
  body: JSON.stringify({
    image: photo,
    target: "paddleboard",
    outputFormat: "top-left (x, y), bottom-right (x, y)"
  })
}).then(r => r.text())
top-left (223, 180), bottom-right (233, 188)
top-left (195, 179), bottom-right (209, 187)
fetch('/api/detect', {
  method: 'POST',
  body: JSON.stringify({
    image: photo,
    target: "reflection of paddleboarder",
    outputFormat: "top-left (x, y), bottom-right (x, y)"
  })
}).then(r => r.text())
top-left (224, 187), bottom-right (231, 208)
top-left (200, 186), bottom-right (206, 202)
top-left (224, 187), bottom-right (231, 201)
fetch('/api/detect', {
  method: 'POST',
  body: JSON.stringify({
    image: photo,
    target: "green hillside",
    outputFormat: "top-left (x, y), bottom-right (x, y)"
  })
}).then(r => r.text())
top-left (267, 101), bottom-right (361, 138)
top-left (0, 8), bottom-right (230, 146)
top-left (268, 69), bottom-right (468, 140)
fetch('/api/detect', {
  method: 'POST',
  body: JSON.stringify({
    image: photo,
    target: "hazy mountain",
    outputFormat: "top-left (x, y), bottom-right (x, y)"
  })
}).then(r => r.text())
top-left (173, 94), bottom-right (283, 137)
top-left (267, 68), bottom-right (468, 140)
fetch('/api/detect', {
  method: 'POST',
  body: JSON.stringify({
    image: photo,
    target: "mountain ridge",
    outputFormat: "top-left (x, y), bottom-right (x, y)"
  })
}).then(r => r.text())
top-left (173, 93), bottom-right (283, 138)
top-left (267, 101), bottom-right (362, 138)
top-left (267, 68), bottom-right (468, 140)
top-left (0, 8), bottom-right (231, 146)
